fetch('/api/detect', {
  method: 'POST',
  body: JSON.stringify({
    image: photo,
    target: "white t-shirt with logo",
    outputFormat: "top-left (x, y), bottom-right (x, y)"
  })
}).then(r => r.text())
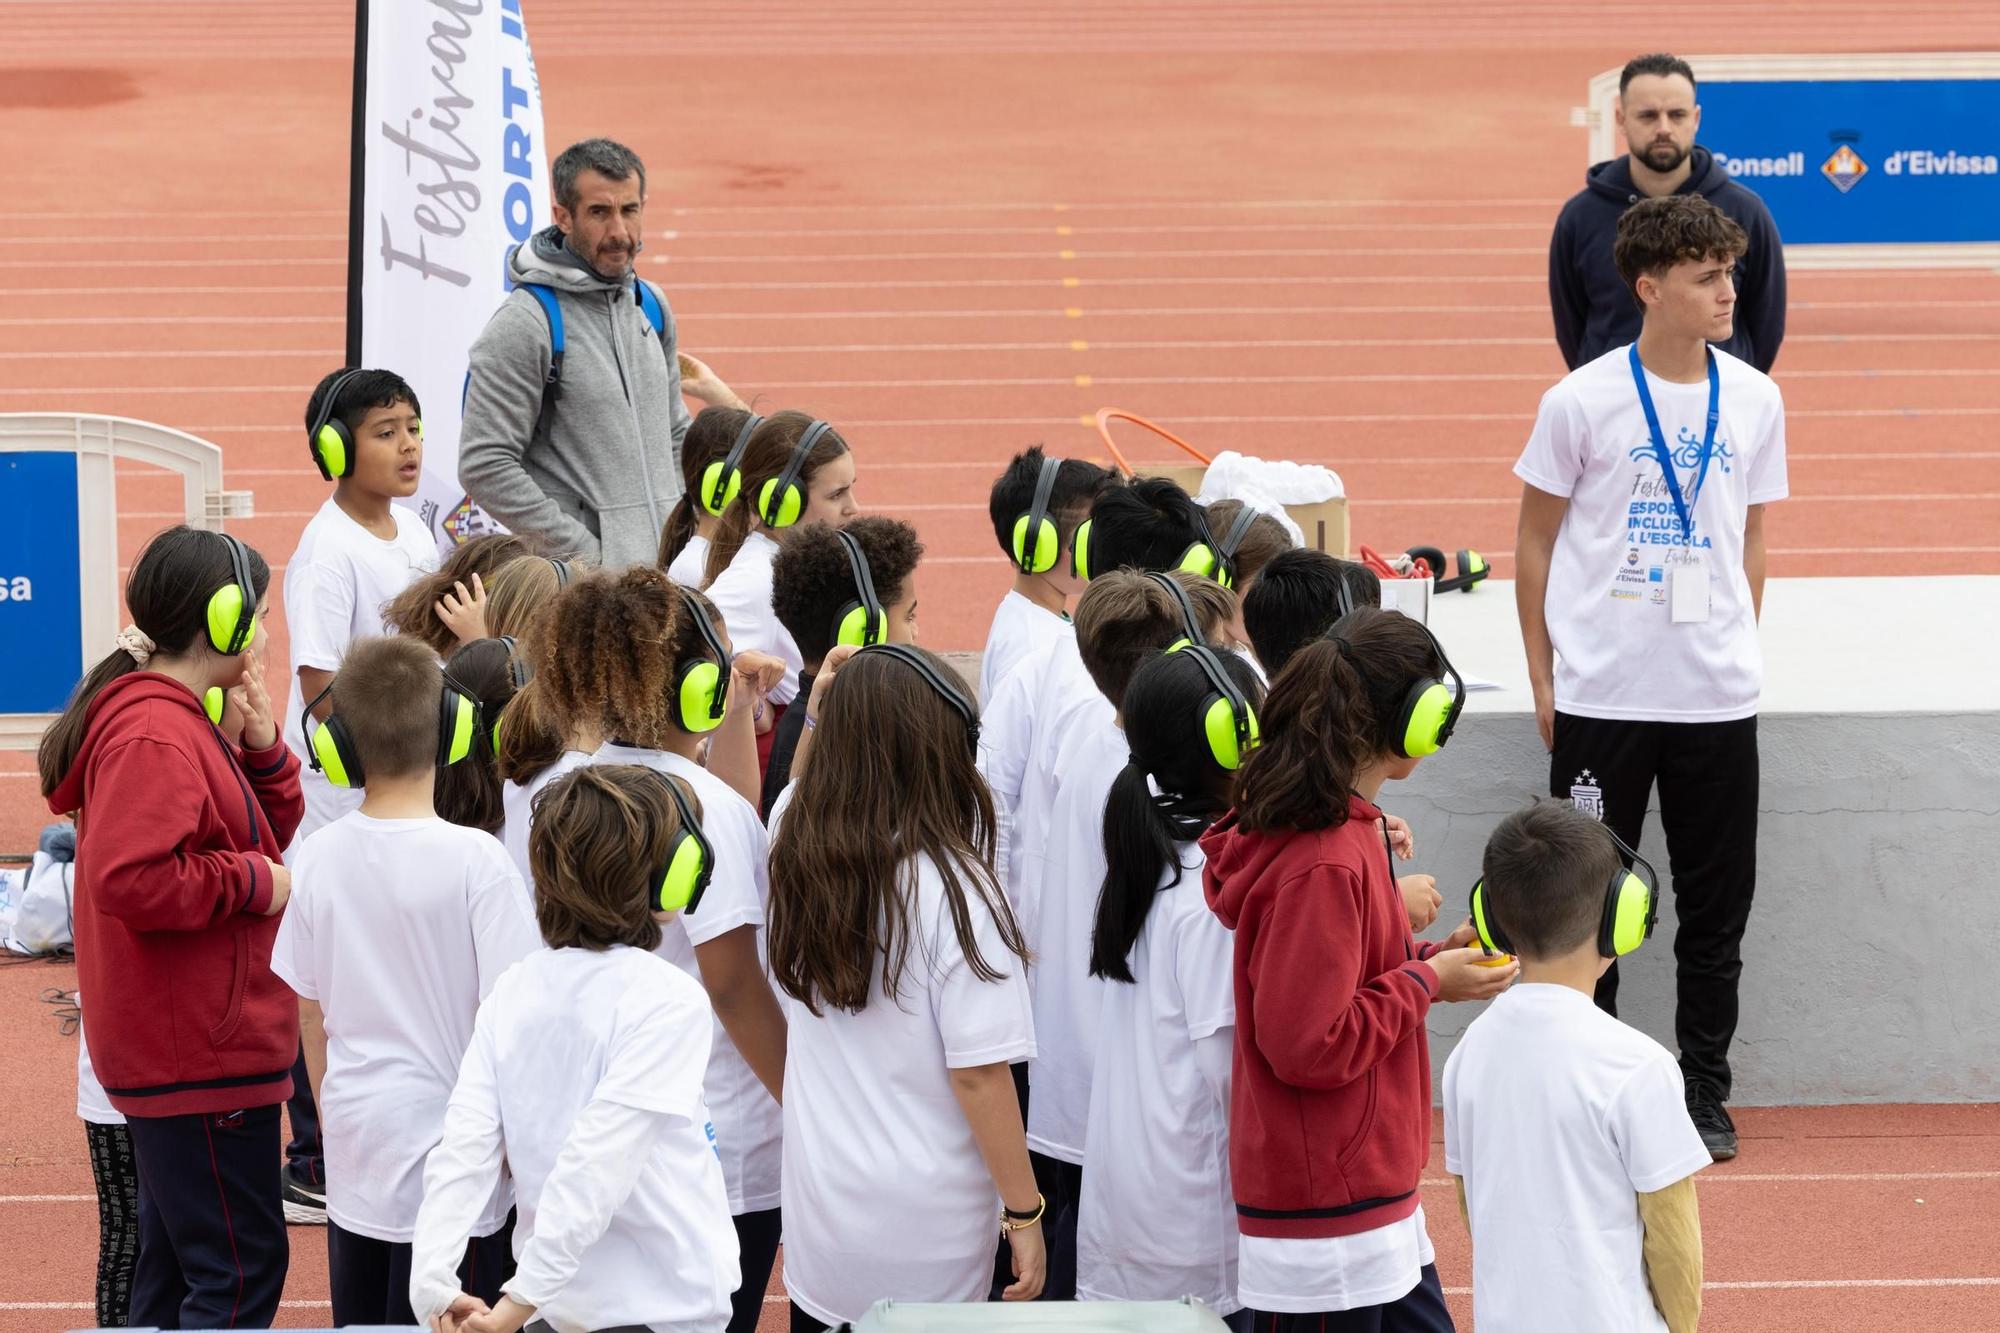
top-left (410, 945), bottom-right (738, 1333)
top-left (1444, 983), bottom-right (1712, 1333)
top-left (1514, 345), bottom-right (1787, 722)
top-left (590, 742), bottom-right (783, 1215)
top-left (501, 749), bottom-right (595, 890)
top-left (980, 590), bottom-right (1070, 705)
top-left (1024, 712), bottom-right (1122, 1165)
top-left (703, 530), bottom-right (803, 705)
top-left (1077, 845), bottom-right (1239, 1313)
top-left (271, 813), bottom-right (541, 1241)
top-left (780, 851), bottom-right (1036, 1326)
top-left (281, 499), bottom-right (440, 849)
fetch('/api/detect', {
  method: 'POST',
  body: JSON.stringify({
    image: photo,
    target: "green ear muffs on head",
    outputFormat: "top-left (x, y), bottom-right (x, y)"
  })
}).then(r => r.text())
top-left (1070, 518), bottom-right (1095, 581)
top-left (671, 589), bottom-right (733, 734)
top-left (654, 774), bottom-right (714, 914)
top-left (1469, 820), bottom-right (1660, 961)
top-left (833, 529), bottom-right (888, 650)
top-left (1168, 640), bottom-right (1261, 771)
top-left (1388, 617), bottom-right (1465, 759)
top-left (438, 673), bottom-right (479, 767)
top-left (1011, 454), bottom-right (1062, 574)
top-left (206, 532), bottom-right (259, 656)
top-left (306, 368), bottom-right (367, 481)
top-left (700, 414), bottom-right (762, 517)
top-left (757, 420), bottom-right (835, 529)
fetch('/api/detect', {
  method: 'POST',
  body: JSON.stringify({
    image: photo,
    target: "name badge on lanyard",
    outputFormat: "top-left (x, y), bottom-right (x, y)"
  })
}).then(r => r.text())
top-left (1629, 344), bottom-right (1718, 624)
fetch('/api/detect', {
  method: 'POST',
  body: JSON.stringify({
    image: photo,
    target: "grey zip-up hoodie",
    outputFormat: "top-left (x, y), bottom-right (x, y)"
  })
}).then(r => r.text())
top-left (459, 226), bottom-right (692, 567)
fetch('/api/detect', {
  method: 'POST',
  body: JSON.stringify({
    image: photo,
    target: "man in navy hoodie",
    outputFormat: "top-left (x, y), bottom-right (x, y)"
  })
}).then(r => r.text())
top-left (1550, 53), bottom-right (1787, 373)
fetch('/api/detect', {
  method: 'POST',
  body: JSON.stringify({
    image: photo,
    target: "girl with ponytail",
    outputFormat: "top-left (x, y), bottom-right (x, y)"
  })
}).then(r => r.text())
top-left (41, 525), bottom-right (303, 1329)
top-left (1203, 608), bottom-right (1516, 1330)
top-left (1077, 646), bottom-right (1265, 1324)
top-left (659, 403), bottom-right (757, 584)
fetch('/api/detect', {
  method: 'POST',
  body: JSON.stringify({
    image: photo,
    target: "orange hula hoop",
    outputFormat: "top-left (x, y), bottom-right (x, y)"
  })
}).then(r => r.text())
top-left (1093, 408), bottom-right (1212, 478)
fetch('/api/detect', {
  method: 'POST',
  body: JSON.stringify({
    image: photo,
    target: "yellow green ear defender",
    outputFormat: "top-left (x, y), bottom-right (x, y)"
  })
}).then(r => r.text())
top-left (1470, 820), bottom-right (1659, 960)
top-left (204, 687), bottom-right (226, 725)
top-left (833, 529), bottom-right (888, 650)
top-left (1144, 572), bottom-right (1260, 770)
top-left (757, 420), bottom-right (835, 529)
top-left (306, 368), bottom-right (367, 481)
top-left (1070, 517), bottom-right (1096, 581)
top-left (1011, 454), bottom-right (1062, 574)
top-left (205, 532), bottom-right (259, 655)
top-left (700, 413), bottom-right (763, 517)
top-left (1387, 617), bottom-right (1465, 759)
top-left (672, 590), bottom-right (732, 734)
top-left (302, 670), bottom-right (481, 789)
top-left (654, 773), bottom-right (714, 914)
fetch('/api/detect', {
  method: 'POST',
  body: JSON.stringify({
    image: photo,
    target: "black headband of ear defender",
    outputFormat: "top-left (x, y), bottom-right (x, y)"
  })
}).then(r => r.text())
top-left (680, 587), bottom-right (732, 723)
top-left (1146, 570), bottom-right (1204, 645)
top-left (854, 643), bottom-right (980, 755)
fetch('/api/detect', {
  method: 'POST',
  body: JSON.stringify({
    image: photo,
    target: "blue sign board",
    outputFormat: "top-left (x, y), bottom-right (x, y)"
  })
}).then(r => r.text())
top-left (0, 451), bottom-right (84, 713)
top-left (1697, 79), bottom-right (2000, 245)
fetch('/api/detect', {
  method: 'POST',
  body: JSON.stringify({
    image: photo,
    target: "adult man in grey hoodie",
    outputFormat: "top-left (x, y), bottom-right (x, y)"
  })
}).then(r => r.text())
top-left (460, 138), bottom-right (744, 567)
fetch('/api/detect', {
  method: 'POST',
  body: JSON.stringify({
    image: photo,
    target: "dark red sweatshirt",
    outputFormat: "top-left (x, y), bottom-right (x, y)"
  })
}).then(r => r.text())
top-left (48, 673), bottom-right (305, 1117)
top-left (1203, 794), bottom-right (1442, 1240)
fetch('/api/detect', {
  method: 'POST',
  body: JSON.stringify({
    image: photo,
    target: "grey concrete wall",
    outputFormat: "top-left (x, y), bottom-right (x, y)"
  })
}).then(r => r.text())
top-left (1395, 708), bottom-right (2000, 1106)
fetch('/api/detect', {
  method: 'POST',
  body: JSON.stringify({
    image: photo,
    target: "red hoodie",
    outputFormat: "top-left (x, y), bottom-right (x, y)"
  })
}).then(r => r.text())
top-left (48, 673), bottom-right (305, 1117)
top-left (1202, 794), bottom-right (1443, 1240)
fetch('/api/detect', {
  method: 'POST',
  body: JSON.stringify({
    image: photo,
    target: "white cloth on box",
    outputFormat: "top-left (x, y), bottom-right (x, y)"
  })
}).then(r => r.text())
top-left (1197, 450), bottom-right (1343, 502)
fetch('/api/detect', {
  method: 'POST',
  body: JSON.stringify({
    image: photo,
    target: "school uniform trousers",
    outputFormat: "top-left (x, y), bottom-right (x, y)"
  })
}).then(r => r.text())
top-left (126, 1104), bottom-right (289, 1329)
top-left (1550, 711), bottom-right (1760, 1099)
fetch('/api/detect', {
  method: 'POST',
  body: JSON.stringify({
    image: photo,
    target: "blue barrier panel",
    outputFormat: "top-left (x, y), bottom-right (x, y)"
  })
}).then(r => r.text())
top-left (1693, 78), bottom-right (2000, 245)
top-left (0, 450), bottom-right (83, 713)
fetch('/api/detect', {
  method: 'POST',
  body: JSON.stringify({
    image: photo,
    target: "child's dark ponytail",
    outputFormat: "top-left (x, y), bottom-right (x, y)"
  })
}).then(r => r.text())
top-left (38, 526), bottom-right (270, 801)
top-left (435, 637), bottom-right (522, 834)
top-left (1090, 648), bottom-right (1264, 983)
top-left (1234, 608), bottom-right (1446, 833)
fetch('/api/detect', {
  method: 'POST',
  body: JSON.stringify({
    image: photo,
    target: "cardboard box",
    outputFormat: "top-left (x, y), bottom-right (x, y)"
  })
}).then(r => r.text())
top-left (1137, 462), bottom-right (1350, 558)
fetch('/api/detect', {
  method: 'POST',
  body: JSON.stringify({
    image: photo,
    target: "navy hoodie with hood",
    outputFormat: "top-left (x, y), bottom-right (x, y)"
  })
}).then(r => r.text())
top-left (1549, 145), bottom-right (1786, 373)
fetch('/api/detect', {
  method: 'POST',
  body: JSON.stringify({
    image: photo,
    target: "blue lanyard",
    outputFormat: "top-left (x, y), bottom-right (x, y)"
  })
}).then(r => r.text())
top-left (1628, 343), bottom-right (1719, 546)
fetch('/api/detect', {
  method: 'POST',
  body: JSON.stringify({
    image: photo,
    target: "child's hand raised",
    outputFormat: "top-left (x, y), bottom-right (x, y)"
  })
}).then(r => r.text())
top-left (1430, 947), bottom-right (1519, 1003)
top-left (434, 573), bottom-right (490, 645)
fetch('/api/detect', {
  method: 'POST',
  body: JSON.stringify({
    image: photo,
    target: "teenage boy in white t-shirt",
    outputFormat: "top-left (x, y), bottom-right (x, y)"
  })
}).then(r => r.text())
top-left (270, 636), bottom-right (542, 1327)
top-left (1445, 801), bottom-right (1709, 1333)
top-left (1515, 193), bottom-right (1787, 1161)
top-left (278, 367), bottom-right (442, 1219)
top-left (979, 447), bottom-right (1120, 704)
top-left (413, 764), bottom-right (740, 1333)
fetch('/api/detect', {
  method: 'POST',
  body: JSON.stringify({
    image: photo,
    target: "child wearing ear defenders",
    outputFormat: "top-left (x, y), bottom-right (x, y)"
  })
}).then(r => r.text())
top-left (766, 515), bottom-right (925, 819)
top-left (283, 367), bottom-right (439, 852)
top-left (412, 764), bottom-right (741, 1333)
top-left (539, 566), bottom-right (789, 1333)
top-left (41, 525), bottom-right (302, 1330)
top-left (700, 411), bottom-right (862, 785)
top-left (1077, 647), bottom-right (1266, 1328)
top-left (767, 644), bottom-right (1043, 1329)
top-left (1444, 801), bottom-right (1707, 1333)
top-left (1203, 608), bottom-right (1517, 1330)
top-left (1020, 569), bottom-right (1238, 1302)
top-left (271, 635), bottom-right (541, 1328)
top-left (980, 446), bottom-right (1121, 704)
top-left (661, 404), bottom-right (760, 586)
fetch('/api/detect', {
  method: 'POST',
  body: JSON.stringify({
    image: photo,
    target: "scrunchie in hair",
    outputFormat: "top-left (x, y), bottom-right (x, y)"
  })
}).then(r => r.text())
top-left (114, 625), bottom-right (156, 666)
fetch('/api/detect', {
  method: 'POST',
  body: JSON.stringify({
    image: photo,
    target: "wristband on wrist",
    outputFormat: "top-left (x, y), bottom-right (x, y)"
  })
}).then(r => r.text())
top-left (1000, 1193), bottom-right (1046, 1232)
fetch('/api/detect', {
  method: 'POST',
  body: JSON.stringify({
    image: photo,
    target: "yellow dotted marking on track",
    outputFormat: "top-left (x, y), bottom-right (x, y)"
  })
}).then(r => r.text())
top-left (1062, 276), bottom-right (1080, 287)
top-left (1056, 225), bottom-right (1073, 236)
top-left (1065, 307), bottom-right (1084, 318)
top-left (1075, 374), bottom-right (1094, 388)
top-left (1070, 339), bottom-right (1089, 351)
top-left (1079, 413), bottom-right (1096, 427)
top-left (1059, 249), bottom-right (1076, 260)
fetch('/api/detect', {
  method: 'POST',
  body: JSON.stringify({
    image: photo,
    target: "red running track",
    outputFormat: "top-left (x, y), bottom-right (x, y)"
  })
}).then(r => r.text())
top-left (4, 3), bottom-right (2000, 1326)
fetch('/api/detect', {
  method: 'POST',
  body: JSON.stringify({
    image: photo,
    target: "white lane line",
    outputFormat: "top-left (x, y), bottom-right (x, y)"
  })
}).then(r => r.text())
top-left (660, 220), bottom-right (1556, 239)
top-left (664, 197), bottom-right (1563, 216)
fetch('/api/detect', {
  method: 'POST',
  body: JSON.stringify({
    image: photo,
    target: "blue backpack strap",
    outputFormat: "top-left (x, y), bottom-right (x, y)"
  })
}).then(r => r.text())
top-left (520, 283), bottom-right (565, 388)
top-left (634, 279), bottom-right (666, 337)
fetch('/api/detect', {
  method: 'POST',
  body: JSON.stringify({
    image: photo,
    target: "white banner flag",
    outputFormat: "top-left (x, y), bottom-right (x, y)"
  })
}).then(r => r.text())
top-left (354, 0), bottom-right (550, 549)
